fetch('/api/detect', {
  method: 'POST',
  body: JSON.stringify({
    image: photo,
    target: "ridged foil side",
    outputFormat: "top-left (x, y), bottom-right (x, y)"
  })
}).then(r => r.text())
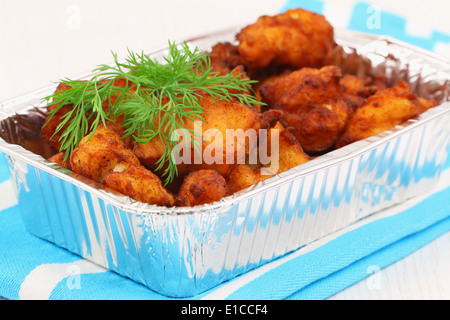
top-left (6, 104), bottom-right (449, 297)
top-left (1, 29), bottom-right (450, 297)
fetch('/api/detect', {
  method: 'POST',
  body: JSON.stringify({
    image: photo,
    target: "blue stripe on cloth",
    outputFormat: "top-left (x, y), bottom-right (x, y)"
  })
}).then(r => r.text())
top-left (225, 186), bottom-right (450, 300)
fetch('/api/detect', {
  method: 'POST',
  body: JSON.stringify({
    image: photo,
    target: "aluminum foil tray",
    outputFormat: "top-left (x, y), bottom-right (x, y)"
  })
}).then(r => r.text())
top-left (0, 28), bottom-right (449, 298)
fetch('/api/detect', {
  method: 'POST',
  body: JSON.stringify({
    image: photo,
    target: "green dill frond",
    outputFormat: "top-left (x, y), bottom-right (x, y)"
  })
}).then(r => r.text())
top-left (41, 40), bottom-right (265, 185)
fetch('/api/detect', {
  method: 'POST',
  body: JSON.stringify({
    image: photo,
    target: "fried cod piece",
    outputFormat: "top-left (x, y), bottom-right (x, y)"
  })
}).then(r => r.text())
top-left (339, 74), bottom-right (379, 110)
top-left (134, 93), bottom-right (261, 177)
top-left (260, 65), bottom-right (352, 154)
top-left (175, 169), bottom-right (229, 207)
top-left (41, 82), bottom-right (92, 151)
top-left (258, 109), bottom-right (284, 130)
top-left (337, 81), bottom-right (436, 147)
top-left (226, 164), bottom-right (266, 194)
top-left (265, 122), bottom-right (311, 174)
top-left (209, 42), bottom-right (243, 75)
top-left (100, 162), bottom-right (175, 207)
top-left (42, 78), bottom-right (134, 151)
top-left (418, 97), bottom-right (436, 113)
top-left (236, 8), bottom-right (336, 70)
top-left (70, 125), bottom-right (140, 182)
top-left (254, 69), bottom-right (293, 104)
top-left (99, 77), bottom-right (138, 148)
top-left (42, 104), bottom-right (79, 151)
top-left (226, 121), bottom-right (310, 194)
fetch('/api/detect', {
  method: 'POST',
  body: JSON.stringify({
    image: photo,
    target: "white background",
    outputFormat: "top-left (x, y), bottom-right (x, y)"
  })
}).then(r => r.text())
top-left (0, 0), bottom-right (449, 300)
top-left (1, 0), bottom-right (450, 103)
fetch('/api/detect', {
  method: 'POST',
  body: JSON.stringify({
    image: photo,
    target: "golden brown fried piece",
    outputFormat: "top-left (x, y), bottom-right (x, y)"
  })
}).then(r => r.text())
top-left (42, 82), bottom-right (92, 151)
top-left (70, 125), bottom-right (140, 182)
top-left (100, 162), bottom-right (175, 207)
top-left (42, 83), bottom-right (83, 152)
top-left (260, 65), bottom-right (352, 154)
top-left (254, 70), bottom-right (293, 104)
top-left (226, 164), bottom-right (266, 194)
top-left (337, 81), bottom-right (436, 147)
top-left (42, 104), bottom-right (78, 151)
top-left (260, 65), bottom-right (344, 107)
top-left (265, 122), bottom-right (311, 174)
top-left (258, 109), bottom-right (284, 130)
top-left (134, 93), bottom-right (261, 177)
top-left (227, 65), bottom-right (253, 96)
top-left (100, 77), bottom-right (137, 148)
top-left (178, 93), bottom-right (261, 175)
top-left (46, 82), bottom-right (79, 113)
top-left (339, 74), bottom-right (379, 110)
top-left (175, 169), bottom-right (228, 207)
top-left (226, 122), bottom-right (310, 194)
top-left (418, 97), bottom-right (436, 112)
top-left (209, 42), bottom-right (243, 75)
top-left (132, 138), bottom-right (166, 173)
top-left (42, 78), bottom-right (134, 152)
top-left (236, 8), bottom-right (336, 70)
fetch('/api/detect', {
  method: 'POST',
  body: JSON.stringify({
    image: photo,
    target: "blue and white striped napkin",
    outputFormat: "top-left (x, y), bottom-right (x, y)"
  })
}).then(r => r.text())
top-left (1, 0), bottom-right (449, 300)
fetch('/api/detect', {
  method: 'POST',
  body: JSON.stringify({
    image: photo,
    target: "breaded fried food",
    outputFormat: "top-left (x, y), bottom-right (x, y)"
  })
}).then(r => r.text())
top-left (46, 82), bottom-right (78, 113)
top-left (209, 42), bottom-right (243, 75)
top-left (70, 125), bottom-right (140, 182)
top-left (42, 82), bottom-right (92, 151)
top-left (227, 65), bottom-right (253, 97)
top-left (226, 164), bottom-right (266, 194)
top-left (175, 169), bottom-right (228, 207)
top-left (236, 8), bottom-right (336, 70)
top-left (258, 109), bottom-right (284, 130)
top-left (100, 77), bottom-right (137, 148)
top-left (226, 122), bottom-right (310, 194)
top-left (260, 65), bottom-right (352, 154)
top-left (42, 104), bottom-right (79, 151)
top-left (42, 78), bottom-right (134, 152)
top-left (100, 162), bottom-right (175, 207)
top-left (339, 74), bottom-right (379, 110)
top-left (418, 97), bottom-right (436, 112)
top-left (337, 81), bottom-right (436, 147)
top-left (42, 84), bottom-right (84, 152)
top-left (132, 138), bottom-right (166, 173)
top-left (134, 93), bottom-right (261, 177)
top-left (254, 70), bottom-right (293, 104)
top-left (265, 122), bottom-right (311, 174)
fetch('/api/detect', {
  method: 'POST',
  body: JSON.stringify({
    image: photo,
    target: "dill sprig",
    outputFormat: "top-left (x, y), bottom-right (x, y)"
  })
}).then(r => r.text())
top-left (42, 41), bottom-right (263, 185)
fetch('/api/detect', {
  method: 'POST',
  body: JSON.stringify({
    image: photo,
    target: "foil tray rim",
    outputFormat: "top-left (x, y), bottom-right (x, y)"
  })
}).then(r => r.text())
top-left (1, 28), bottom-right (449, 216)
